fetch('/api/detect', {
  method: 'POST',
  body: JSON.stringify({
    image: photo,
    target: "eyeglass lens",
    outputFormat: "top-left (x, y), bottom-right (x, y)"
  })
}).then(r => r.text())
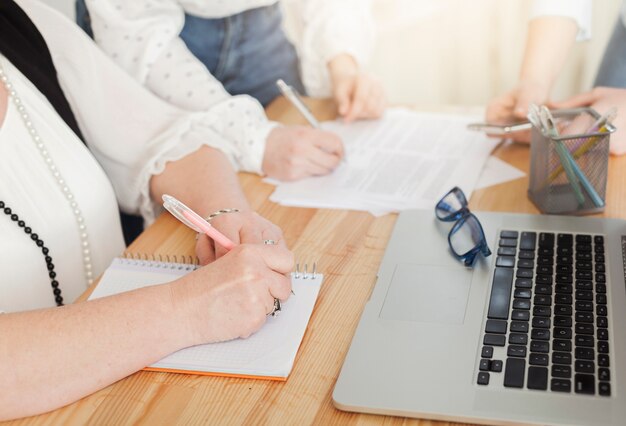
top-left (449, 215), bottom-right (484, 256)
top-left (436, 187), bottom-right (467, 220)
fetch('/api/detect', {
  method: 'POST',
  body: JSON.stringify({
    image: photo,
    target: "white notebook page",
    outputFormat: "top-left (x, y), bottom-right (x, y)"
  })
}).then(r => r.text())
top-left (89, 258), bottom-right (323, 380)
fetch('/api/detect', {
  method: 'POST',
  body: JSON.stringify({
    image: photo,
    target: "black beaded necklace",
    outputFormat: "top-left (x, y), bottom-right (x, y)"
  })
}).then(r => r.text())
top-left (0, 200), bottom-right (64, 306)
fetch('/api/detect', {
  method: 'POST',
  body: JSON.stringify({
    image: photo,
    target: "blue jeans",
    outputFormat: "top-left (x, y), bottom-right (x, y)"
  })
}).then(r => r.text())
top-left (75, 1), bottom-right (305, 106)
top-left (595, 17), bottom-right (626, 88)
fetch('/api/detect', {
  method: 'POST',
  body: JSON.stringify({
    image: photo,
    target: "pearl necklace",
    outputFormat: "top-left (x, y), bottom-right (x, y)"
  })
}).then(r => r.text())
top-left (0, 61), bottom-right (94, 285)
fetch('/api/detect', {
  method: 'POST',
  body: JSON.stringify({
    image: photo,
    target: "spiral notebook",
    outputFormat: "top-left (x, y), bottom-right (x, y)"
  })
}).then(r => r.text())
top-left (89, 257), bottom-right (323, 381)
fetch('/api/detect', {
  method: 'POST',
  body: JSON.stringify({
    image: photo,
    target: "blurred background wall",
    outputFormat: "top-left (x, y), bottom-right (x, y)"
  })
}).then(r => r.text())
top-left (43, 0), bottom-right (620, 107)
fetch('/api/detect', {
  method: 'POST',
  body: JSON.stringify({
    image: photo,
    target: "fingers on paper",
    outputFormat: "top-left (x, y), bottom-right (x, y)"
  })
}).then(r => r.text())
top-left (267, 270), bottom-right (292, 301)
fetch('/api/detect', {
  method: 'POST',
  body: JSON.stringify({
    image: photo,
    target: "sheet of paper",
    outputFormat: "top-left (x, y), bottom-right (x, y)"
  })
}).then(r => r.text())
top-left (474, 156), bottom-right (525, 190)
top-left (89, 258), bottom-right (323, 379)
top-left (269, 108), bottom-right (499, 214)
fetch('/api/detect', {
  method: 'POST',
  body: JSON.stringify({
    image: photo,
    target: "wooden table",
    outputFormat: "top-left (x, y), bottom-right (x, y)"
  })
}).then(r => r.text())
top-left (6, 100), bottom-right (626, 426)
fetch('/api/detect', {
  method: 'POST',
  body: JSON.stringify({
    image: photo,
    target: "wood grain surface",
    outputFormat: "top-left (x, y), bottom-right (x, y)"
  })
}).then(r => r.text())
top-left (5, 98), bottom-right (625, 425)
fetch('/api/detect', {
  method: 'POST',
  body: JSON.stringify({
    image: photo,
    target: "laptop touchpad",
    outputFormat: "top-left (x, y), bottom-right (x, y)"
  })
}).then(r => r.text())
top-left (380, 264), bottom-right (472, 324)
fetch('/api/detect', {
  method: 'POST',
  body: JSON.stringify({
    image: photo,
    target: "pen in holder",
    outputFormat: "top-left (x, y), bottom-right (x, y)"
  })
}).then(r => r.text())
top-left (528, 107), bottom-right (616, 215)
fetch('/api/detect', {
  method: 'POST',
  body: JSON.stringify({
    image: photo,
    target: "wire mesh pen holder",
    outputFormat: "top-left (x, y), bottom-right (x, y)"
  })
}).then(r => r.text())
top-left (528, 107), bottom-right (615, 215)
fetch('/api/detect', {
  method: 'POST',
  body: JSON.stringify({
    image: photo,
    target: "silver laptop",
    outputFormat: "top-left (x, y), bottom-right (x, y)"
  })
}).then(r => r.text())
top-left (333, 210), bottom-right (626, 425)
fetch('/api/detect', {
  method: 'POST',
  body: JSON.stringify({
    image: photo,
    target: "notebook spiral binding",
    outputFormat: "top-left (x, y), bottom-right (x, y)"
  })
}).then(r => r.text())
top-left (120, 252), bottom-right (200, 271)
top-left (294, 262), bottom-right (318, 279)
top-left (120, 253), bottom-right (319, 277)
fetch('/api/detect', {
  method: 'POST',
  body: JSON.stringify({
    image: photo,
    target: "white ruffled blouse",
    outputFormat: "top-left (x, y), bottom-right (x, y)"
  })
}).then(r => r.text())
top-left (0, 0), bottom-right (259, 312)
top-left (83, 0), bottom-right (374, 174)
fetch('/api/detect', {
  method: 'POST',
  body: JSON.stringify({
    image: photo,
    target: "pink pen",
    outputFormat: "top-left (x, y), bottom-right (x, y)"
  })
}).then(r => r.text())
top-left (162, 194), bottom-right (235, 251)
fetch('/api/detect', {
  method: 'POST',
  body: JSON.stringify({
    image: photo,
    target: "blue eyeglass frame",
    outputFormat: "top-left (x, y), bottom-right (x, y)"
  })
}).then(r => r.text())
top-left (435, 187), bottom-right (492, 267)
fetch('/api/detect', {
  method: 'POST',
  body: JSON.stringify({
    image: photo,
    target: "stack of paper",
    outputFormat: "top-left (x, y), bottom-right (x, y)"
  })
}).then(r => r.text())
top-left (269, 108), bottom-right (517, 216)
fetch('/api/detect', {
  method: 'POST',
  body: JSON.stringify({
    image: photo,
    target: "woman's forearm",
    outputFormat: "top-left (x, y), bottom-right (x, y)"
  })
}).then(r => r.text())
top-left (519, 17), bottom-right (579, 90)
top-left (150, 145), bottom-right (251, 218)
top-left (0, 284), bottom-right (189, 420)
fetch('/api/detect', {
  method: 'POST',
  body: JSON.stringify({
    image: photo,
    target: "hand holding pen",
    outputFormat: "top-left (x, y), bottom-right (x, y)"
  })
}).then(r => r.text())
top-left (162, 194), bottom-right (292, 316)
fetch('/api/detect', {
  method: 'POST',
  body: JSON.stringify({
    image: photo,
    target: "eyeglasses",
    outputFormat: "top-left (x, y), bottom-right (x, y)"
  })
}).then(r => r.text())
top-left (435, 187), bottom-right (492, 267)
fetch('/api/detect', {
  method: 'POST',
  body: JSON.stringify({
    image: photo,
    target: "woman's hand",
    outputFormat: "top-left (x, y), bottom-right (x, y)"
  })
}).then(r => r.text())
top-left (485, 81), bottom-right (550, 143)
top-left (550, 87), bottom-right (626, 155)
top-left (174, 243), bottom-right (294, 344)
top-left (195, 211), bottom-right (286, 263)
top-left (262, 125), bottom-right (344, 181)
top-left (328, 53), bottom-right (386, 123)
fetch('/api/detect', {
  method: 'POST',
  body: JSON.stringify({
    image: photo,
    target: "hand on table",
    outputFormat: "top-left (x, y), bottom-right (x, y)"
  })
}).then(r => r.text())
top-left (485, 81), bottom-right (550, 143)
top-left (175, 243), bottom-right (294, 344)
top-left (328, 53), bottom-right (386, 123)
top-left (195, 210), bottom-right (286, 263)
top-left (550, 87), bottom-right (626, 155)
top-left (261, 125), bottom-right (344, 181)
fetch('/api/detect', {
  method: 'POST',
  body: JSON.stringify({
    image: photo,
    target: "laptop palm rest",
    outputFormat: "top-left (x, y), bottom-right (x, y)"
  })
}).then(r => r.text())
top-left (380, 264), bottom-right (472, 324)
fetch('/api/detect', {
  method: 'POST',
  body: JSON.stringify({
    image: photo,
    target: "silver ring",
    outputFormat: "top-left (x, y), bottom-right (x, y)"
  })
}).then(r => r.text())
top-left (263, 239), bottom-right (276, 245)
top-left (268, 298), bottom-right (281, 317)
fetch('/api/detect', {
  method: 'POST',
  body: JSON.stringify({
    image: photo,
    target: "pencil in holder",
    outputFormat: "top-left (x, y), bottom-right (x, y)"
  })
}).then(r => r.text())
top-left (528, 107), bottom-right (615, 215)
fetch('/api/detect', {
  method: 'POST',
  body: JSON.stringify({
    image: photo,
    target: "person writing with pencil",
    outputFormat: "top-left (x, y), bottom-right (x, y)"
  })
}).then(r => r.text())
top-left (75, 0), bottom-right (387, 183)
top-left (0, 0), bottom-right (294, 419)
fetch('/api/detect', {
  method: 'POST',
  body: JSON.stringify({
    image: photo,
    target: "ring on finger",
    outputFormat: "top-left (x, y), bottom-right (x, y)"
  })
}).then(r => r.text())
top-left (263, 239), bottom-right (277, 245)
top-left (267, 298), bottom-right (281, 317)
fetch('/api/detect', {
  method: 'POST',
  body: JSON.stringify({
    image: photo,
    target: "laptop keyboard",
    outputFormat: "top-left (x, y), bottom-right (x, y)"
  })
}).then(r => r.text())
top-left (476, 230), bottom-right (611, 396)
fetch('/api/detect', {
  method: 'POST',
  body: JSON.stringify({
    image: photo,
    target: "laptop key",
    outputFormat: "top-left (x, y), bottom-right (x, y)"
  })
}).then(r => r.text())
top-left (498, 247), bottom-right (516, 256)
top-left (597, 341), bottom-right (609, 354)
top-left (538, 232), bottom-right (555, 248)
top-left (499, 238), bottom-right (517, 248)
top-left (481, 346), bottom-right (493, 359)
top-left (534, 295), bottom-right (551, 306)
top-left (527, 366), bottom-right (548, 390)
top-left (479, 359), bottom-right (490, 371)
top-left (554, 305), bottom-right (572, 316)
top-left (487, 268), bottom-right (514, 320)
top-left (483, 334), bottom-right (506, 347)
top-left (530, 341), bottom-right (549, 353)
top-left (598, 368), bottom-right (610, 381)
top-left (529, 353), bottom-right (548, 366)
top-left (533, 306), bottom-right (551, 317)
top-left (510, 321), bottom-right (529, 333)
top-left (574, 374), bottom-right (595, 395)
top-left (597, 329), bottom-right (608, 341)
top-left (512, 299), bottom-right (530, 310)
top-left (575, 360), bottom-right (594, 373)
top-left (532, 317), bottom-right (550, 329)
top-left (496, 256), bottom-right (515, 268)
top-left (485, 319), bottom-right (507, 334)
top-left (490, 360), bottom-right (503, 373)
top-left (509, 333), bottom-right (528, 345)
top-left (551, 379), bottom-right (571, 392)
top-left (514, 289), bottom-right (531, 299)
top-left (531, 329), bottom-right (550, 340)
top-left (516, 269), bottom-right (533, 279)
top-left (575, 335), bottom-right (593, 347)
top-left (553, 339), bottom-right (572, 352)
top-left (575, 323), bottom-right (594, 335)
top-left (598, 354), bottom-right (610, 367)
top-left (507, 345), bottom-right (527, 358)
top-left (552, 352), bottom-right (572, 365)
top-left (599, 382), bottom-right (611, 396)
top-left (552, 365), bottom-right (572, 378)
top-left (519, 250), bottom-right (535, 260)
top-left (517, 259), bottom-right (533, 269)
top-left (504, 358), bottom-right (525, 388)
top-left (511, 310), bottom-right (530, 321)
top-left (520, 232), bottom-right (537, 250)
top-left (575, 347), bottom-right (594, 360)
top-left (553, 327), bottom-right (572, 339)
top-left (500, 230), bottom-right (519, 239)
top-left (477, 372), bottom-right (490, 385)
